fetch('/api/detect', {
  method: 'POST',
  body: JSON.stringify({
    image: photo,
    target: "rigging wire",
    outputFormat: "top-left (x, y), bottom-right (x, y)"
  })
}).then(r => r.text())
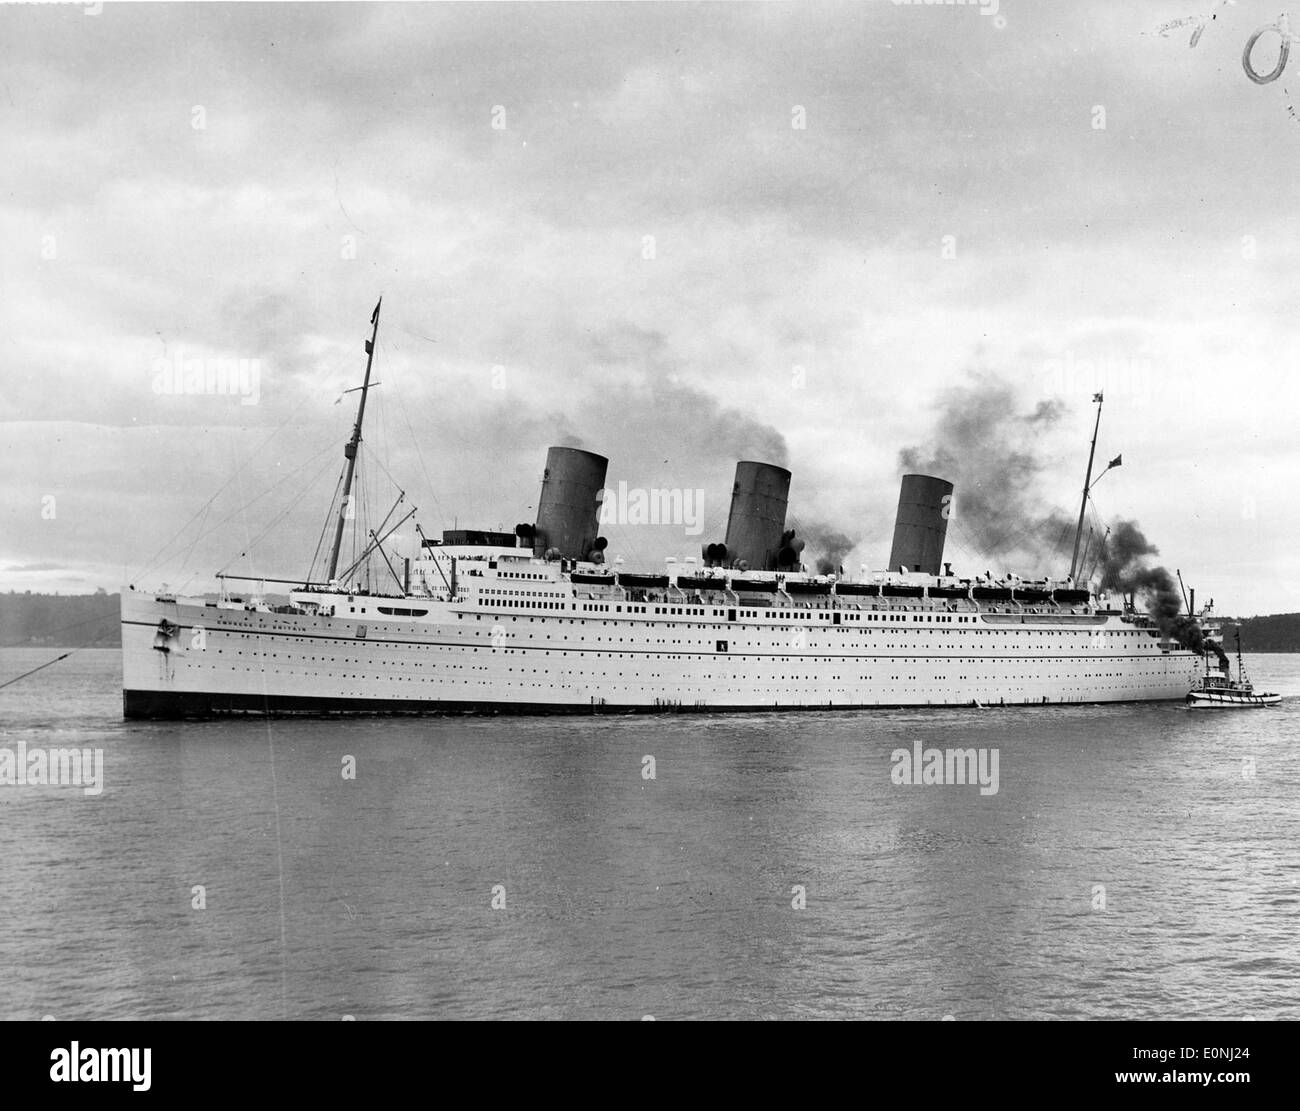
top-left (143, 433), bottom-right (339, 586)
top-left (0, 651), bottom-right (75, 690)
top-left (131, 392), bottom-right (326, 583)
top-left (219, 449), bottom-right (342, 578)
top-left (373, 352), bottom-right (394, 514)
top-left (206, 438), bottom-right (342, 575)
top-left (309, 468), bottom-right (348, 582)
top-left (180, 496), bottom-right (214, 574)
top-left (351, 455), bottom-right (364, 584)
top-left (383, 336), bottom-right (446, 529)
top-left (230, 427), bottom-right (256, 594)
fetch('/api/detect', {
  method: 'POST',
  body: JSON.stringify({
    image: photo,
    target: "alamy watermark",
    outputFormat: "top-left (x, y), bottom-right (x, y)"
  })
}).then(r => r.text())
top-left (1041, 350), bottom-right (1152, 403)
top-left (50, 1043), bottom-right (150, 1091)
top-left (892, 0), bottom-right (1002, 20)
top-left (891, 741), bottom-right (1000, 796)
top-left (0, 742), bottom-right (104, 796)
top-left (152, 352), bottom-right (261, 406)
top-left (599, 482), bottom-right (704, 536)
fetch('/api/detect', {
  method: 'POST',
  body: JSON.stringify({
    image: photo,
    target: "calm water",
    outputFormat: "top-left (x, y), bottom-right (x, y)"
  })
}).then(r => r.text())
top-left (1, 647), bottom-right (1298, 1021)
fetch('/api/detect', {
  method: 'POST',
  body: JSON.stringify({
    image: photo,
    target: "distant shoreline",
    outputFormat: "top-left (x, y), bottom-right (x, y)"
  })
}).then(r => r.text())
top-left (1, 592), bottom-right (121, 649)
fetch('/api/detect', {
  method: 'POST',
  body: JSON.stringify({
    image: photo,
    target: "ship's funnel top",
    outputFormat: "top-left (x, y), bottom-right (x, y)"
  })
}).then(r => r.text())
top-left (533, 446), bottom-right (608, 560)
top-left (887, 473), bottom-right (953, 576)
top-left (723, 461), bottom-right (791, 571)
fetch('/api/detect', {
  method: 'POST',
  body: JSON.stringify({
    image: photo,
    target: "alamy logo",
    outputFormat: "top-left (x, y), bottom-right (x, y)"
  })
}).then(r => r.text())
top-left (0, 742), bottom-right (103, 796)
top-left (598, 482), bottom-right (704, 536)
top-left (152, 352), bottom-right (261, 405)
top-left (50, 1042), bottom-right (150, 1091)
top-left (892, 0), bottom-right (1000, 16)
top-left (891, 741), bottom-right (999, 796)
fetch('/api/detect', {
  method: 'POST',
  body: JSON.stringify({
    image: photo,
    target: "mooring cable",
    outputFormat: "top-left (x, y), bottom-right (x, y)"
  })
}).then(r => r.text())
top-left (0, 651), bottom-right (76, 690)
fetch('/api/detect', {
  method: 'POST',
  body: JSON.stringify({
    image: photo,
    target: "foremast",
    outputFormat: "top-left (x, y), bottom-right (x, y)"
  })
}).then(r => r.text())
top-left (1068, 392), bottom-right (1122, 587)
top-left (326, 298), bottom-right (382, 582)
top-left (1069, 393), bottom-right (1103, 582)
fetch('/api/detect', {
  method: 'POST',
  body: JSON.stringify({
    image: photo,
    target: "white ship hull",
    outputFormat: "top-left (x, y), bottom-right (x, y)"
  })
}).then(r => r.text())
top-left (122, 588), bottom-right (1199, 717)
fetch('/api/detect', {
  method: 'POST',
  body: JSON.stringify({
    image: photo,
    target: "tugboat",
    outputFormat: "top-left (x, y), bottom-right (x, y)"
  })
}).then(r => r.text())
top-left (1186, 629), bottom-right (1282, 708)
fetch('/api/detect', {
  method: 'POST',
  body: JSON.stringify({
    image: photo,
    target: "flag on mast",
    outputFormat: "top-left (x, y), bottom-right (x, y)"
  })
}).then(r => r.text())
top-left (364, 299), bottom-right (382, 353)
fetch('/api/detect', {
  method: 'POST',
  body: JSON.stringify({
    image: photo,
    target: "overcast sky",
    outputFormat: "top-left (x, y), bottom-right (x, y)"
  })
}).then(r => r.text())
top-left (4, 0), bottom-right (1300, 616)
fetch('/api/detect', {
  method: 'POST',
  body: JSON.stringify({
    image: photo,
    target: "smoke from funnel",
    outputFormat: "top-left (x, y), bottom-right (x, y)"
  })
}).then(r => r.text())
top-left (902, 372), bottom-right (1212, 657)
top-left (581, 322), bottom-right (790, 468)
top-left (898, 373), bottom-right (1072, 568)
top-left (1097, 519), bottom-right (1159, 592)
top-left (802, 524), bottom-right (855, 576)
top-left (1097, 519), bottom-right (1208, 653)
top-left (1207, 639), bottom-right (1231, 672)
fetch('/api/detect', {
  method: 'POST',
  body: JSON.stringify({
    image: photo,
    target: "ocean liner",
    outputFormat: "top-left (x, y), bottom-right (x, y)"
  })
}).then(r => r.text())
top-left (121, 301), bottom-right (1205, 717)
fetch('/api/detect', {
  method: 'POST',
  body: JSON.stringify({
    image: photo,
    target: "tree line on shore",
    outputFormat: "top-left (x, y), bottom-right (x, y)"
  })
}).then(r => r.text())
top-left (1, 590), bottom-right (121, 647)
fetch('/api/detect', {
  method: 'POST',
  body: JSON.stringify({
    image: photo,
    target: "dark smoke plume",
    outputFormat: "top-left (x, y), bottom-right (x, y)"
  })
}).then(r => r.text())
top-left (1096, 519), bottom-right (1214, 656)
top-left (801, 525), bottom-right (855, 576)
top-left (898, 373), bottom-right (1073, 567)
top-left (582, 322), bottom-right (789, 468)
top-left (903, 372), bottom-right (1214, 657)
top-left (1096, 519), bottom-right (1158, 592)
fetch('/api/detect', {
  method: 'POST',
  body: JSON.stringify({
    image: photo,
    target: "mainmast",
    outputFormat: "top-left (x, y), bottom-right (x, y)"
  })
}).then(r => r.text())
top-left (327, 297), bottom-right (382, 583)
top-left (1069, 392), bottom-right (1103, 582)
